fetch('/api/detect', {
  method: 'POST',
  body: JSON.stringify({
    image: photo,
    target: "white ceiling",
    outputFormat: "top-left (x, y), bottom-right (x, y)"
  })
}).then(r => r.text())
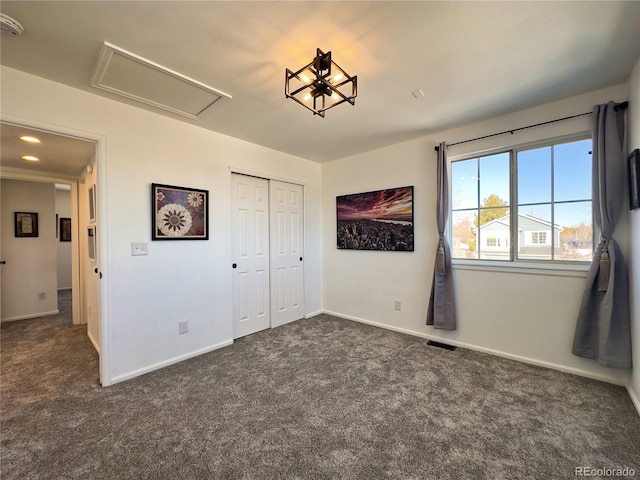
top-left (1, 123), bottom-right (95, 177)
top-left (1, 1), bottom-right (639, 169)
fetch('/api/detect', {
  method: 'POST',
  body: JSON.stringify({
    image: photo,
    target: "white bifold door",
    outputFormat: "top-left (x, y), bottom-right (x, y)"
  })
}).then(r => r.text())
top-left (231, 174), bottom-right (304, 339)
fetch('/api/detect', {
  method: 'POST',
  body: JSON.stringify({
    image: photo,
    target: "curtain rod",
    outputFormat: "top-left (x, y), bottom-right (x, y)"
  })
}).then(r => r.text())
top-left (435, 101), bottom-right (628, 151)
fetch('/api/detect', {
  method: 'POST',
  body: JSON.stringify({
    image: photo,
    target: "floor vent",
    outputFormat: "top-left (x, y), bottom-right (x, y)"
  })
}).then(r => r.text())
top-left (91, 42), bottom-right (231, 120)
top-left (427, 340), bottom-right (457, 351)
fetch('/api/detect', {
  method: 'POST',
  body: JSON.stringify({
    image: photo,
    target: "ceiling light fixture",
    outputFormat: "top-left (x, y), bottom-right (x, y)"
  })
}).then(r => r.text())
top-left (20, 135), bottom-right (41, 144)
top-left (21, 155), bottom-right (40, 162)
top-left (285, 48), bottom-right (357, 118)
top-left (0, 13), bottom-right (23, 36)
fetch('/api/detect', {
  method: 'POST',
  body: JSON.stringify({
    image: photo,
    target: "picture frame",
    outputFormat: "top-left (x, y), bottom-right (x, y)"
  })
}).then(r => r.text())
top-left (88, 185), bottom-right (96, 223)
top-left (60, 217), bottom-right (72, 242)
top-left (87, 226), bottom-right (96, 261)
top-left (152, 183), bottom-right (209, 240)
top-left (15, 212), bottom-right (39, 238)
top-left (628, 148), bottom-right (640, 210)
top-left (336, 186), bottom-right (414, 251)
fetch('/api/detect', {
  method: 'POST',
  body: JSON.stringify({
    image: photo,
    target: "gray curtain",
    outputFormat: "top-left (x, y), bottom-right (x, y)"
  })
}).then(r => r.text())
top-left (427, 142), bottom-right (456, 330)
top-left (572, 101), bottom-right (631, 368)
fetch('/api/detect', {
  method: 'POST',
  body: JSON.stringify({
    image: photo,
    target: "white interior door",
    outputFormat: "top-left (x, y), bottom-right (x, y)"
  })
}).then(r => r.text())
top-left (81, 175), bottom-right (102, 350)
top-left (231, 174), bottom-right (270, 338)
top-left (270, 180), bottom-right (304, 328)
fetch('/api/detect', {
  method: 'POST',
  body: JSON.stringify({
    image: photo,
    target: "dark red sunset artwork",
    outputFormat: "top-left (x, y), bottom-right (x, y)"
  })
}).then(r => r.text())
top-left (336, 186), bottom-right (414, 251)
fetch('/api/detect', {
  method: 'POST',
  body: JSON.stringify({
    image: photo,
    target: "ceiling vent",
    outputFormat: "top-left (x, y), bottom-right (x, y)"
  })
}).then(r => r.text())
top-left (91, 42), bottom-right (231, 119)
top-left (1, 13), bottom-right (24, 35)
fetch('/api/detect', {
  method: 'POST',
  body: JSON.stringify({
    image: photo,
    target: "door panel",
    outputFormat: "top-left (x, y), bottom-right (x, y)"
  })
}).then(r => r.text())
top-left (231, 174), bottom-right (270, 338)
top-left (270, 180), bottom-right (304, 327)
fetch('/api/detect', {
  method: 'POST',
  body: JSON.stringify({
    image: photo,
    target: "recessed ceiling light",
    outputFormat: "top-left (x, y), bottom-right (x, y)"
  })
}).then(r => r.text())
top-left (20, 135), bottom-right (41, 144)
top-left (21, 155), bottom-right (40, 162)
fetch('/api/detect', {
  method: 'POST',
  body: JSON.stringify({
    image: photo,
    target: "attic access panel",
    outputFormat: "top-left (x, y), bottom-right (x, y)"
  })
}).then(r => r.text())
top-left (91, 42), bottom-right (231, 119)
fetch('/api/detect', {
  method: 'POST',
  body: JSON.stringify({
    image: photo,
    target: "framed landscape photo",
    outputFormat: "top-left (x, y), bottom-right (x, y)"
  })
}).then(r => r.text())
top-left (15, 212), bottom-right (39, 238)
top-left (336, 186), bottom-right (414, 251)
top-left (60, 217), bottom-right (72, 242)
top-left (628, 148), bottom-right (640, 210)
top-left (152, 183), bottom-right (209, 240)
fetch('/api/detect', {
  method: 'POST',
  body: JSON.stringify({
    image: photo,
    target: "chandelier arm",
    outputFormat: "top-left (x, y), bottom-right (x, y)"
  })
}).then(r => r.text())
top-left (287, 62), bottom-right (315, 77)
top-left (286, 83), bottom-right (312, 98)
top-left (287, 95), bottom-right (324, 117)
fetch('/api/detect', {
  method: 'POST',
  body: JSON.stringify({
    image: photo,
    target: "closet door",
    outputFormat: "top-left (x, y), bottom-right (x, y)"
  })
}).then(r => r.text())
top-left (231, 174), bottom-right (270, 338)
top-left (270, 180), bottom-right (304, 328)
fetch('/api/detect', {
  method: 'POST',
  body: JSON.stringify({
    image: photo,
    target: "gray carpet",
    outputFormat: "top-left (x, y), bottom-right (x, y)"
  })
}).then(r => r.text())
top-left (1, 291), bottom-right (639, 480)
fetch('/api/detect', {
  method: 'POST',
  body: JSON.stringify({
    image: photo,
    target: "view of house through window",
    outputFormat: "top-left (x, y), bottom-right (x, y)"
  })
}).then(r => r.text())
top-left (451, 138), bottom-right (593, 263)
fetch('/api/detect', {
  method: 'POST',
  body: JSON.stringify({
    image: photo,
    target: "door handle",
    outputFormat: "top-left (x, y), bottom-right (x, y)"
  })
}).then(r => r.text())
top-left (0, 260), bottom-right (6, 265)
top-left (232, 263), bottom-right (237, 269)
top-left (299, 257), bottom-right (303, 261)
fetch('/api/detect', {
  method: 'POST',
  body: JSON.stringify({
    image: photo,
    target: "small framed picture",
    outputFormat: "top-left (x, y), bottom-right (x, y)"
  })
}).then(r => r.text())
top-left (15, 212), bottom-right (38, 238)
top-left (88, 185), bottom-right (96, 223)
top-left (60, 217), bottom-right (72, 242)
top-left (628, 148), bottom-right (640, 210)
top-left (152, 183), bottom-right (209, 240)
top-left (88, 226), bottom-right (96, 261)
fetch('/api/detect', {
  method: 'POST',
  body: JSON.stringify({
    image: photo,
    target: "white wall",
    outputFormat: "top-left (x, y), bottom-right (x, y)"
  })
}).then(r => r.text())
top-left (323, 83), bottom-right (631, 386)
top-left (55, 186), bottom-right (72, 289)
top-left (1, 66), bottom-right (322, 384)
top-left (628, 56), bottom-right (640, 411)
top-left (1, 179), bottom-right (58, 321)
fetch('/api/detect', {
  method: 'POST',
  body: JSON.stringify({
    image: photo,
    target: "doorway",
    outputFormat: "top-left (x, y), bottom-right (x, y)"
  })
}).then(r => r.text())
top-left (56, 183), bottom-right (73, 310)
top-left (231, 173), bottom-right (305, 339)
top-left (0, 119), bottom-right (108, 385)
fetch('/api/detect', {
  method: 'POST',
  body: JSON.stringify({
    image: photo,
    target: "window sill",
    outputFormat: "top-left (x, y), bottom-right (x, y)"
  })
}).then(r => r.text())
top-left (452, 259), bottom-right (590, 278)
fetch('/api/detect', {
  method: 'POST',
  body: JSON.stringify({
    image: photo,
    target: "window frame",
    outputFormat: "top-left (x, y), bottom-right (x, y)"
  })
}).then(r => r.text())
top-left (449, 133), bottom-right (594, 272)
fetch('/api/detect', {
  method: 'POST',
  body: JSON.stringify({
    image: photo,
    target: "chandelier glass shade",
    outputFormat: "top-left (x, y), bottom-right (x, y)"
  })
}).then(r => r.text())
top-left (285, 48), bottom-right (357, 118)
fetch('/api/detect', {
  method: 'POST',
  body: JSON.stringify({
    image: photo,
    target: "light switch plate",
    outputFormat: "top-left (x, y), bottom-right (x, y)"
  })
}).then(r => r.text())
top-left (131, 242), bottom-right (148, 256)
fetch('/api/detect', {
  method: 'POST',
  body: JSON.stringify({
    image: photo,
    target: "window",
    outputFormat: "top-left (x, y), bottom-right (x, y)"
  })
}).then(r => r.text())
top-left (451, 137), bottom-right (592, 263)
top-left (530, 232), bottom-right (548, 245)
top-left (485, 236), bottom-right (508, 248)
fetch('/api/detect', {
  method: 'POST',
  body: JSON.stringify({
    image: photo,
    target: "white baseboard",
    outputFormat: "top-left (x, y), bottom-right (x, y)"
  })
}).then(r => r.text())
top-left (305, 310), bottom-right (324, 319)
top-left (1, 310), bottom-right (59, 323)
top-left (627, 386), bottom-right (640, 418)
top-left (110, 339), bottom-right (234, 385)
top-left (322, 309), bottom-right (629, 387)
top-left (87, 329), bottom-right (100, 355)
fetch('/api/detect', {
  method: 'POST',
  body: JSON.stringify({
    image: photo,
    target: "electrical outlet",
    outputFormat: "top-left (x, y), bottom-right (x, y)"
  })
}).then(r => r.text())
top-left (38, 292), bottom-right (46, 301)
top-left (178, 320), bottom-right (188, 334)
top-left (394, 300), bottom-right (401, 311)
top-left (131, 242), bottom-right (148, 256)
